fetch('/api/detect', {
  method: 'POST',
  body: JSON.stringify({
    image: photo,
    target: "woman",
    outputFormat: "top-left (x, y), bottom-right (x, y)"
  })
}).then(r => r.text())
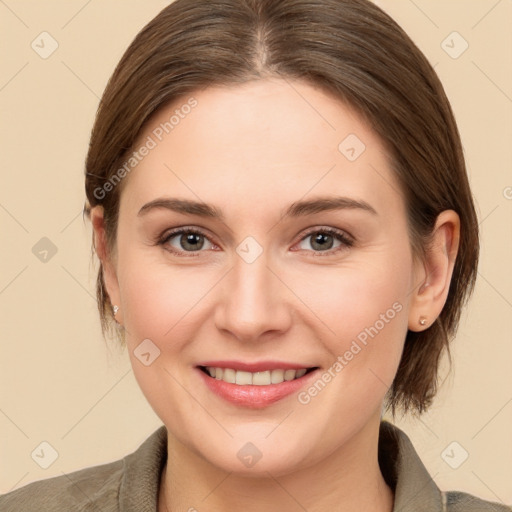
top-left (1, 0), bottom-right (509, 510)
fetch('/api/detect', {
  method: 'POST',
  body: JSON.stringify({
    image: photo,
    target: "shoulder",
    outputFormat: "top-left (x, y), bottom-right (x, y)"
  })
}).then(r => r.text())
top-left (379, 421), bottom-right (511, 512)
top-left (0, 425), bottom-right (168, 512)
top-left (0, 458), bottom-right (124, 512)
top-left (443, 490), bottom-right (512, 512)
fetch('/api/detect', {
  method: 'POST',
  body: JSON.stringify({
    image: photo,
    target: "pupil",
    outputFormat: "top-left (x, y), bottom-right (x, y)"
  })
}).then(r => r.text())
top-left (182, 233), bottom-right (204, 251)
top-left (313, 232), bottom-right (333, 250)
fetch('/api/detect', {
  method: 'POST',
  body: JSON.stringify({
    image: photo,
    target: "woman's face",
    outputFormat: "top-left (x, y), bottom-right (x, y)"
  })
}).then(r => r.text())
top-left (102, 78), bottom-right (421, 475)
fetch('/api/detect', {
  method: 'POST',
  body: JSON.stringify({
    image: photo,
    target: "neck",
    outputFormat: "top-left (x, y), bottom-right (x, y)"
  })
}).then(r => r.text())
top-left (159, 418), bottom-right (394, 512)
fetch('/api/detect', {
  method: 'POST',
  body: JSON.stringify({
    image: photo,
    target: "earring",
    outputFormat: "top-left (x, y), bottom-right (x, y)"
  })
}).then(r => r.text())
top-left (113, 305), bottom-right (119, 316)
top-left (419, 316), bottom-right (427, 327)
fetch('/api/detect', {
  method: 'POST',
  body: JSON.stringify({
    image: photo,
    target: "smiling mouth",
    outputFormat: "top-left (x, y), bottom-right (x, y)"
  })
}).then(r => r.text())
top-left (198, 366), bottom-right (318, 386)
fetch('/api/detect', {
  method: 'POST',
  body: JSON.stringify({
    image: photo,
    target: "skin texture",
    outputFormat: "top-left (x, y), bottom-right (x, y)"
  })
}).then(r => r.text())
top-left (90, 78), bottom-right (459, 512)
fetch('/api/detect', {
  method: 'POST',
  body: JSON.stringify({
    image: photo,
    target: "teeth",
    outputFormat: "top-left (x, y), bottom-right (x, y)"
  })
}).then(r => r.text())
top-left (235, 371), bottom-right (253, 385)
top-left (223, 368), bottom-right (236, 383)
top-left (284, 369), bottom-right (296, 381)
top-left (205, 367), bottom-right (311, 385)
top-left (252, 371), bottom-right (271, 385)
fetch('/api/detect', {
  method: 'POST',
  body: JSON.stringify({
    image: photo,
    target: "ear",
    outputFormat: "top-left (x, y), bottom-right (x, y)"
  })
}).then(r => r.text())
top-left (90, 206), bottom-right (123, 325)
top-left (408, 210), bottom-right (460, 332)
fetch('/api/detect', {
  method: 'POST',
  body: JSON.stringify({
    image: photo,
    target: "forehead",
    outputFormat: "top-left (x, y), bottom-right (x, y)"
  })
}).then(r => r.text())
top-left (122, 78), bottom-right (403, 217)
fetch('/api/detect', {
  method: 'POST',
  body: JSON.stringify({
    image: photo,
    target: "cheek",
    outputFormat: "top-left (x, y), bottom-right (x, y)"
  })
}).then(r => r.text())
top-left (291, 251), bottom-right (412, 389)
top-left (116, 247), bottom-right (218, 348)
top-left (295, 250), bottom-right (410, 332)
top-left (115, 251), bottom-right (213, 425)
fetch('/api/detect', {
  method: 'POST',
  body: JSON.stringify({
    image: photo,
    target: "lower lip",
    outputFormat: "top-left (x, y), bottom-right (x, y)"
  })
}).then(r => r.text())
top-left (196, 367), bottom-right (319, 409)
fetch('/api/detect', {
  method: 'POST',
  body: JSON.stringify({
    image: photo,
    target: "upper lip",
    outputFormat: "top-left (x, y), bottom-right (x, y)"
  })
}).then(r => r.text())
top-left (197, 360), bottom-right (318, 373)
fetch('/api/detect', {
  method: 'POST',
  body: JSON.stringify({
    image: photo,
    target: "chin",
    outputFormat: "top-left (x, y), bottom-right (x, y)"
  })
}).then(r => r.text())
top-left (188, 430), bottom-right (318, 478)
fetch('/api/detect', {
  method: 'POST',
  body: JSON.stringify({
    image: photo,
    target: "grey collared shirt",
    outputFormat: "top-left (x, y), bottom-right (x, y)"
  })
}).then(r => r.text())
top-left (1, 421), bottom-right (509, 511)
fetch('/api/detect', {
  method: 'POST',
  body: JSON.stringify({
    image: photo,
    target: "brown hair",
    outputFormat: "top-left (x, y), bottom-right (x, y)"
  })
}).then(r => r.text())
top-left (83, 0), bottom-right (479, 415)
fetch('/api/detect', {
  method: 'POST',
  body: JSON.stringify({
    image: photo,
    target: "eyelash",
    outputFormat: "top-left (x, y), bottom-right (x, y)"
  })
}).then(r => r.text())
top-left (156, 226), bottom-right (354, 258)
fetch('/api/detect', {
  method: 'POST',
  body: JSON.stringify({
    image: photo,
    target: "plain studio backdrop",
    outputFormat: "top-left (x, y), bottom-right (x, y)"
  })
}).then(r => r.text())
top-left (0, 0), bottom-right (511, 504)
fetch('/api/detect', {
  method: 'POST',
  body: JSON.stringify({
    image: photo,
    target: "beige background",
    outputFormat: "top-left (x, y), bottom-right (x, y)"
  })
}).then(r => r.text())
top-left (0, 0), bottom-right (511, 504)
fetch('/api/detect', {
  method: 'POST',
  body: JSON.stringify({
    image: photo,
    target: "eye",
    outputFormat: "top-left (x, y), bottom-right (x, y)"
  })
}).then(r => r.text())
top-left (158, 227), bottom-right (215, 257)
top-left (295, 227), bottom-right (354, 255)
top-left (157, 226), bottom-right (354, 258)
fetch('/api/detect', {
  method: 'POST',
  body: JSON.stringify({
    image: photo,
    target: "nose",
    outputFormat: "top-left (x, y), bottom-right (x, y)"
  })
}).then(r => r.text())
top-left (214, 249), bottom-right (293, 343)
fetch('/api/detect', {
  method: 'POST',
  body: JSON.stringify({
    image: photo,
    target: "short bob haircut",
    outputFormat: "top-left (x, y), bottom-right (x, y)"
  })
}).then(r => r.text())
top-left (83, 0), bottom-right (479, 416)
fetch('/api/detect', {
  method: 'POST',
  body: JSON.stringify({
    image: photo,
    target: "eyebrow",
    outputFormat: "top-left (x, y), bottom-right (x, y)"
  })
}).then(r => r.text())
top-left (137, 195), bottom-right (378, 220)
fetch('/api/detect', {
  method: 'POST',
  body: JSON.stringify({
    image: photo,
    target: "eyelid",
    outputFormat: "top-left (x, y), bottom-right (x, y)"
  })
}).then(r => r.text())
top-left (293, 226), bottom-right (354, 255)
top-left (157, 225), bottom-right (354, 257)
top-left (298, 226), bottom-right (354, 244)
top-left (157, 226), bottom-right (218, 257)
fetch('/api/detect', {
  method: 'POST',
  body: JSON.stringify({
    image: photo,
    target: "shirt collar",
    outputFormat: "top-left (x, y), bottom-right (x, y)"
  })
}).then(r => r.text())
top-left (118, 421), bottom-right (443, 511)
top-left (119, 426), bottom-right (167, 511)
top-left (379, 420), bottom-right (444, 511)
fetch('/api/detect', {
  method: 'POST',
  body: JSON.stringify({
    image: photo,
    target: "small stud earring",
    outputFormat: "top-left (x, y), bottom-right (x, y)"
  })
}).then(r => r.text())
top-left (419, 316), bottom-right (427, 326)
top-left (113, 305), bottom-right (119, 316)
